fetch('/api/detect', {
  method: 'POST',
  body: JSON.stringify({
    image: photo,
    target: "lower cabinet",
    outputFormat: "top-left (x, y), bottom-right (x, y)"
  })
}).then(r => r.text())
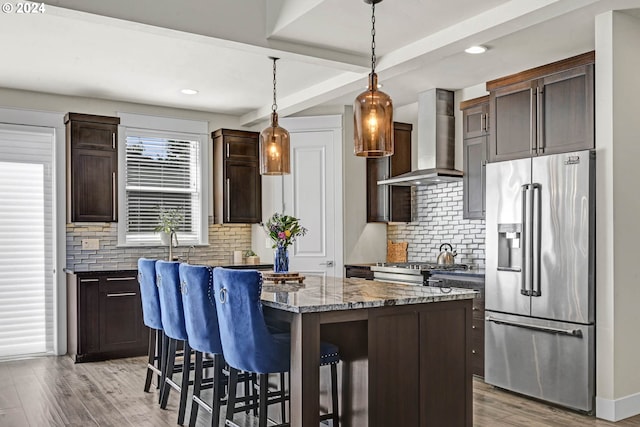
top-left (67, 270), bottom-right (147, 362)
top-left (368, 300), bottom-right (473, 426)
top-left (344, 264), bottom-right (374, 280)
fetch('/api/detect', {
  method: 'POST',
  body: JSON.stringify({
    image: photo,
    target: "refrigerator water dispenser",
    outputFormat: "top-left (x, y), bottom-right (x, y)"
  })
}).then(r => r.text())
top-left (497, 223), bottom-right (522, 272)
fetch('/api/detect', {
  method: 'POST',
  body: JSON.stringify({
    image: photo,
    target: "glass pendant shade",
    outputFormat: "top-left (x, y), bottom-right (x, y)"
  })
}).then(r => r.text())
top-left (260, 112), bottom-right (290, 175)
top-left (354, 73), bottom-right (394, 157)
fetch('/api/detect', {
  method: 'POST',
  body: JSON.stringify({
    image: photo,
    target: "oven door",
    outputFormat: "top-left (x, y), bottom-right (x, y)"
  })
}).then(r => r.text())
top-left (372, 271), bottom-right (425, 285)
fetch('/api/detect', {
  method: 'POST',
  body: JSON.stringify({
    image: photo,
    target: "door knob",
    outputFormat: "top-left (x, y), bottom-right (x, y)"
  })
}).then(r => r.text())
top-left (319, 261), bottom-right (334, 267)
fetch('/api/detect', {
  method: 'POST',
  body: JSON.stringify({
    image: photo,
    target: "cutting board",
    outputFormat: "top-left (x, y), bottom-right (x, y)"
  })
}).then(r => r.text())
top-left (387, 240), bottom-right (408, 263)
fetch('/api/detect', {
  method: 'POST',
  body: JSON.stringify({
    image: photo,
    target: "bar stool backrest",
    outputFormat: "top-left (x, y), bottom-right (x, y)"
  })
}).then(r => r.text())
top-left (212, 267), bottom-right (289, 374)
top-left (138, 258), bottom-right (162, 330)
top-left (156, 260), bottom-right (188, 341)
top-left (179, 263), bottom-right (223, 355)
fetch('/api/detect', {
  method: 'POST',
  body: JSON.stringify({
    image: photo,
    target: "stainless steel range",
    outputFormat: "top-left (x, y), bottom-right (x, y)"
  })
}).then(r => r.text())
top-left (370, 262), bottom-right (469, 285)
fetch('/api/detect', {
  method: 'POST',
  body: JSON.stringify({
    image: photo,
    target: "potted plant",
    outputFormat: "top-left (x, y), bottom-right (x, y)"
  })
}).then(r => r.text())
top-left (244, 249), bottom-right (260, 265)
top-left (154, 208), bottom-right (183, 246)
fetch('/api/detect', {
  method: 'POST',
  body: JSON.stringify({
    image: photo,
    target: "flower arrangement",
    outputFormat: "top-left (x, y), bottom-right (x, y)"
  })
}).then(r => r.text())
top-left (263, 212), bottom-right (307, 248)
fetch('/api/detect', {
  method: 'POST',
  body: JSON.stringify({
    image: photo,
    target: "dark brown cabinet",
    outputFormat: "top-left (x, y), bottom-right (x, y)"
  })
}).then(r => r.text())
top-left (369, 300), bottom-right (472, 426)
top-left (344, 264), bottom-right (374, 280)
top-left (212, 129), bottom-right (262, 224)
top-left (430, 273), bottom-right (485, 377)
top-left (366, 122), bottom-right (412, 223)
top-left (65, 113), bottom-right (120, 222)
top-left (487, 52), bottom-right (594, 163)
top-left (461, 97), bottom-right (489, 219)
top-left (66, 270), bottom-right (147, 363)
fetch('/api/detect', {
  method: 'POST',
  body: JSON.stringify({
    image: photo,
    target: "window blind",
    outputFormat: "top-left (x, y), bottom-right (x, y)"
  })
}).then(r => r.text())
top-left (124, 133), bottom-right (201, 245)
top-left (0, 124), bottom-right (54, 358)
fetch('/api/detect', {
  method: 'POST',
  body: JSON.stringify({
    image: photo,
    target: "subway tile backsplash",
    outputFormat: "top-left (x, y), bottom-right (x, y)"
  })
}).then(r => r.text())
top-left (66, 223), bottom-right (252, 271)
top-left (387, 181), bottom-right (486, 268)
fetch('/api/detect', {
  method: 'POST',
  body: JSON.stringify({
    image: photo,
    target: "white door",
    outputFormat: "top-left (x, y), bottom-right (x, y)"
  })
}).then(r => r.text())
top-left (280, 116), bottom-right (343, 278)
top-left (0, 123), bottom-right (55, 358)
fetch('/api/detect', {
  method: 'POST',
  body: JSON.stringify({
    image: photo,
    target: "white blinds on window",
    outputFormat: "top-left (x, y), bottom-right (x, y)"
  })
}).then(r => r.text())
top-left (124, 130), bottom-right (201, 245)
top-left (0, 124), bottom-right (54, 358)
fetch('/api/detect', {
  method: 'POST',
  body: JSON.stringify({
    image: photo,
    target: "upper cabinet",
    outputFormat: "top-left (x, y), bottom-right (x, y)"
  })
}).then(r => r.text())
top-left (212, 129), bottom-right (262, 224)
top-left (460, 96), bottom-right (489, 220)
top-left (367, 122), bottom-right (412, 223)
top-left (487, 51), bottom-right (594, 163)
top-left (65, 113), bottom-right (120, 223)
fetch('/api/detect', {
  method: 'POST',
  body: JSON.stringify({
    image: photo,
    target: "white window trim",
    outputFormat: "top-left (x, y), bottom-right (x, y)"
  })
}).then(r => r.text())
top-left (117, 113), bottom-right (209, 247)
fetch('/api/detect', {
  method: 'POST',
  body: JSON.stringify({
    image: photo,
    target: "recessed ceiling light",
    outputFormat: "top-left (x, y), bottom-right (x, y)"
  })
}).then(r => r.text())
top-left (465, 45), bottom-right (487, 54)
top-left (180, 89), bottom-right (199, 95)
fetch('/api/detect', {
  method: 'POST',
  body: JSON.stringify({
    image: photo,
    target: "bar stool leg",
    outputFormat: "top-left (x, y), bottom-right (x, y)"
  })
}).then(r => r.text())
top-left (177, 340), bottom-right (192, 425)
top-left (159, 333), bottom-right (170, 404)
top-left (331, 363), bottom-right (339, 426)
top-left (210, 354), bottom-right (224, 427)
top-left (160, 338), bottom-right (178, 409)
top-left (225, 368), bottom-right (239, 425)
top-left (144, 328), bottom-right (156, 392)
top-left (279, 373), bottom-right (286, 423)
top-left (258, 374), bottom-right (268, 427)
top-left (188, 351), bottom-right (203, 427)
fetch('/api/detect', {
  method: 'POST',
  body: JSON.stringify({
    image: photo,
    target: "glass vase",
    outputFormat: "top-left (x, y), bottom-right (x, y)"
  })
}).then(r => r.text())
top-left (274, 245), bottom-right (289, 273)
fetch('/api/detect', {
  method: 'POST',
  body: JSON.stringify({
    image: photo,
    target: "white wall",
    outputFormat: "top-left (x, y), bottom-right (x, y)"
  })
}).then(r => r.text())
top-left (595, 10), bottom-right (640, 422)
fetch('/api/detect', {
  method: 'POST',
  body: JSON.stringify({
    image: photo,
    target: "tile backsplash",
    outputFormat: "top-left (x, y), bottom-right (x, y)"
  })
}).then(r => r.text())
top-left (387, 181), bottom-right (485, 268)
top-left (66, 223), bottom-right (252, 271)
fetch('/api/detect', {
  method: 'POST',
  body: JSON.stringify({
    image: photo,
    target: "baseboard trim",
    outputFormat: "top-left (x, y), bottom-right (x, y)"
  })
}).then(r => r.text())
top-left (597, 392), bottom-right (640, 421)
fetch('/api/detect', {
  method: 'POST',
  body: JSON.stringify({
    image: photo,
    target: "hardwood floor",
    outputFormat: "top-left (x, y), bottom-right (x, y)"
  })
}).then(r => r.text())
top-left (1, 355), bottom-right (639, 426)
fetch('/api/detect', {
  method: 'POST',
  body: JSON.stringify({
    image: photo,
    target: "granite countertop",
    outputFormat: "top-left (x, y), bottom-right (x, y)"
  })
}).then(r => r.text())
top-left (260, 275), bottom-right (477, 314)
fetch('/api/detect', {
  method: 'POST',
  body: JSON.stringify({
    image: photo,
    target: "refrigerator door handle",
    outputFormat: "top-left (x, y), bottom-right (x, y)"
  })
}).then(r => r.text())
top-left (531, 183), bottom-right (542, 297)
top-left (520, 184), bottom-right (531, 296)
top-left (486, 315), bottom-right (583, 338)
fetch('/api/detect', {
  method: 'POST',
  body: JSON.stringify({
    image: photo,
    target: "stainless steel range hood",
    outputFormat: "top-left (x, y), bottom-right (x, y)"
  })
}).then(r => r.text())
top-left (378, 89), bottom-right (463, 186)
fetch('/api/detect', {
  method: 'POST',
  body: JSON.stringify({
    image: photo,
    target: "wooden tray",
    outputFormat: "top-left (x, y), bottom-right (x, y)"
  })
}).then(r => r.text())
top-left (261, 271), bottom-right (305, 284)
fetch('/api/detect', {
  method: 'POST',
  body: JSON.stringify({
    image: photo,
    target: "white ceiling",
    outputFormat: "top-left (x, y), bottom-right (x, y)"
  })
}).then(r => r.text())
top-left (1, 0), bottom-right (639, 125)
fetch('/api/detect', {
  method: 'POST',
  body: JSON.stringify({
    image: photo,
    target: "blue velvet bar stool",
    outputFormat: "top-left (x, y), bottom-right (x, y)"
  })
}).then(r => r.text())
top-left (179, 263), bottom-right (226, 427)
top-left (137, 258), bottom-right (164, 395)
top-left (213, 267), bottom-right (340, 427)
top-left (156, 260), bottom-right (192, 425)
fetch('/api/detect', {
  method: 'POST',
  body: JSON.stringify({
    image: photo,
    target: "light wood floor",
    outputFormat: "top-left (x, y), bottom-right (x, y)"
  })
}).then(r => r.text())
top-left (1, 355), bottom-right (639, 427)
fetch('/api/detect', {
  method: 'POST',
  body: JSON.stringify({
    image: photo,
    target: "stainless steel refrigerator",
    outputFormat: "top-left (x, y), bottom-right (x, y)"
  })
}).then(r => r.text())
top-left (484, 150), bottom-right (595, 413)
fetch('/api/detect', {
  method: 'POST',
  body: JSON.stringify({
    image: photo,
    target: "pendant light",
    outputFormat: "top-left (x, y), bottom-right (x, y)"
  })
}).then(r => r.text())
top-left (260, 57), bottom-right (290, 175)
top-left (354, 0), bottom-right (393, 157)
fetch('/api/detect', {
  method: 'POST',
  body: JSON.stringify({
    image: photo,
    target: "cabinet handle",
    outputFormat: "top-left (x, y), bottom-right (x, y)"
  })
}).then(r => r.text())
top-left (480, 113), bottom-right (485, 133)
top-left (472, 350), bottom-right (477, 354)
top-left (226, 178), bottom-right (230, 222)
top-left (226, 143), bottom-right (230, 158)
top-left (472, 325), bottom-right (477, 329)
top-left (106, 276), bottom-right (137, 281)
top-left (112, 172), bottom-right (116, 221)
top-left (112, 133), bottom-right (116, 150)
top-left (107, 292), bottom-right (137, 297)
top-left (80, 278), bottom-right (99, 283)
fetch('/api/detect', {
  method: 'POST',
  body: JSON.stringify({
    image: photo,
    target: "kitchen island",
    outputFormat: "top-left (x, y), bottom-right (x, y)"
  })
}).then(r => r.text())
top-left (259, 276), bottom-right (477, 427)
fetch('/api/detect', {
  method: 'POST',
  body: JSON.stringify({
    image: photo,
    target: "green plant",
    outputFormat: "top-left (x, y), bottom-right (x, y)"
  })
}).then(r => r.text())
top-left (153, 208), bottom-right (183, 234)
top-left (263, 212), bottom-right (307, 248)
top-left (244, 249), bottom-right (257, 257)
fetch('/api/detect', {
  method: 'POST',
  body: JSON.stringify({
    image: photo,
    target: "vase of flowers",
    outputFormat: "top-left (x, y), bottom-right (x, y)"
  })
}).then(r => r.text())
top-left (263, 213), bottom-right (307, 273)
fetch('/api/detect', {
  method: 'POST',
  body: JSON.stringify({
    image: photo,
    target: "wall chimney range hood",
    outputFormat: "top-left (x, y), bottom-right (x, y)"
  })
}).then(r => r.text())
top-left (378, 89), bottom-right (462, 186)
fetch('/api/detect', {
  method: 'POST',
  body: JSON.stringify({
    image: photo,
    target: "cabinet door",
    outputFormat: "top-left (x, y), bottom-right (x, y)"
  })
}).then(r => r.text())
top-left (389, 123), bottom-right (412, 222)
top-left (225, 160), bottom-right (262, 223)
top-left (98, 276), bottom-right (147, 353)
top-left (224, 134), bottom-right (260, 160)
top-left (489, 81), bottom-right (534, 162)
top-left (538, 64), bottom-right (594, 155)
top-left (71, 148), bottom-right (117, 222)
top-left (366, 157), bottom-right (389, 222)
top-left (462, 103), bottom-right (489, 139)
top-left (71, 121), bottom-right (117, 151)
top-left (462, 136), bottom-right (487, 219)
top-left (78, 277), bottom-right (100, 355)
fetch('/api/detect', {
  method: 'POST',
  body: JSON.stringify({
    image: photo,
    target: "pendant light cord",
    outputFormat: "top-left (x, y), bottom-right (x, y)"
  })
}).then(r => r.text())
top-left (272, 57), bottom-right (278, 113)
top-left (371, 2), bottom-right (376, 76)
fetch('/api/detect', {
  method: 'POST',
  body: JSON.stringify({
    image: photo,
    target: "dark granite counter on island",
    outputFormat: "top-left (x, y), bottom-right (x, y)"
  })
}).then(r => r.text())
top-left (258, 275), bottom-right (476, 427)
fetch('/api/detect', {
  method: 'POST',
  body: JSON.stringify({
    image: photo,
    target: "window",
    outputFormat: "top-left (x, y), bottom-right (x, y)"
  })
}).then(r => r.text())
top-left (118, 114), bottom-right (208, 246)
